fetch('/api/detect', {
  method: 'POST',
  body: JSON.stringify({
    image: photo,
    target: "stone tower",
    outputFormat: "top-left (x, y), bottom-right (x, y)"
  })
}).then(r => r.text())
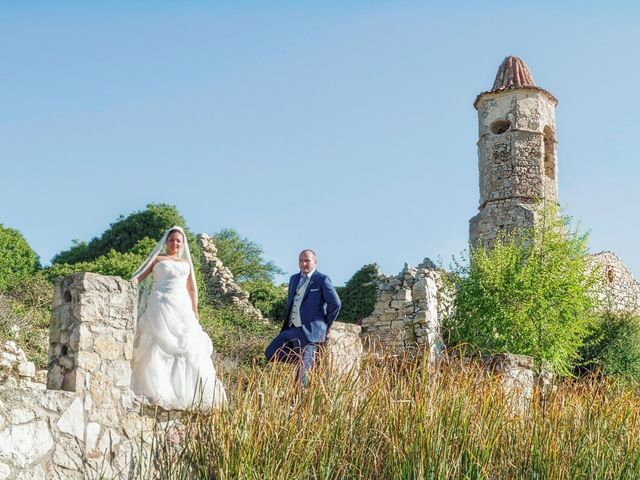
top-left (469, 56), bottom-right (559, 247)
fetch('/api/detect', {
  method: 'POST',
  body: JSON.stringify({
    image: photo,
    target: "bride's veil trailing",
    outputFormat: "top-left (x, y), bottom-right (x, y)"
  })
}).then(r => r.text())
top-left (130, 225), bottom-right (197, 319)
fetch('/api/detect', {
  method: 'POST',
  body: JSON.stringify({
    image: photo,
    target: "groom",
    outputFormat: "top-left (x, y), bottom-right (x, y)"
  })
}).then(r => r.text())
top-left (265, 249), bottom-right (341, 385)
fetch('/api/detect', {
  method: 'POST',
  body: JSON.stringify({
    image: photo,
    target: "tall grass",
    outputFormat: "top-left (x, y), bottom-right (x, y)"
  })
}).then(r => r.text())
top-left (141, 354), bottom-right (640, 479)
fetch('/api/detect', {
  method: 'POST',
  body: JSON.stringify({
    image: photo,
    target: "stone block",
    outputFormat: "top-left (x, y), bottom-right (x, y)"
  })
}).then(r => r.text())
top-left (0, 420), bottom-right (54, 468)
top-left (395, 288), bottom-right (412, 302)
top-left (93, 336), bottom-right (121, 360)
top-left (390, 320), bottom-right (404, 329)
top-left (56, 397), bottom-right (84, 441)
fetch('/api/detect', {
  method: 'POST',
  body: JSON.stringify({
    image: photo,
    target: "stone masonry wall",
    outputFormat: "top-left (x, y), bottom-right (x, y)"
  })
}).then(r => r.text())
top-left (0, 273), bottom-right (160, 479)
top-left (198, 234), bottom-right (264, 321)
top-left (324, 322), bottom-right (363, 376)
top-left (360, 259), bottom-right (451, 362)
top-left (0, 272), bottom-right (363, 479)
top-left (591, 251), bottom-right (640, 314)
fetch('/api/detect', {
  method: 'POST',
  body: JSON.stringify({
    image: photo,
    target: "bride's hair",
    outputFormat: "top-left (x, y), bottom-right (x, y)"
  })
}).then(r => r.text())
top-left (166, 228), bottom-right (185, 241)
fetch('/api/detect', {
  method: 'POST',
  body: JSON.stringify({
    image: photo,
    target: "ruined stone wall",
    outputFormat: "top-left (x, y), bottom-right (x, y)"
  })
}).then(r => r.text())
top-left (198, 234), bottom-right (264, 321)
top-left (324, 322), bottom-right (363, 376)
top-left (360, 259), bottom-right (451, 362)
top-left (0, 272), bottom-right (363, 479)
top-left (0, 273), bottom-right (161, 479)
top-left (470, 89), bottom-right (558, 248)
top-left (591, 251), bottom-right (640, 314)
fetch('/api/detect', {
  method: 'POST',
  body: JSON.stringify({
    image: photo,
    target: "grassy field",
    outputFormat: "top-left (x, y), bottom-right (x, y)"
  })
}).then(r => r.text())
top-left (140, 354), bottom-right (640, 480)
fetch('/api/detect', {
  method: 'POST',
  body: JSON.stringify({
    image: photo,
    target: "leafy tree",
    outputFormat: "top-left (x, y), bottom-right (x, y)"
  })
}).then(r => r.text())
top-left (45, 237), bottom-right (156, 281)
top-left (52, 203), bottom-right (198, 265)
top-left (212, 229), bottom-right (282, 283)
top-left (0, 224), bottom-right (41, 291)
top-left (242, 280), bottom-right (288, 322)
top-left (336, 264), bottom-right (379, 324)
top-left (579, 310), bottom-right (640, 380)
top-left (445, 205), bottom-right (602, 375)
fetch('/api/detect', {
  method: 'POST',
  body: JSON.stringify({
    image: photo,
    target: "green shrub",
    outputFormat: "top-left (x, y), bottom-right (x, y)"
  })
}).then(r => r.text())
top-left (242, 280), bottom-right (288, 322)
top-left (45, 237), bottom-right (157, 281)
top-left (336, 264), bottom-right (379, 324)
top-left (0, 224), bottom-right (40, 291)
top-left (0, 272), bottom-right (53, 368)
top-left (580, 310), bottom-right (640, 379)
top-left (199, 304), bottom-right (279, 367)
top-left (52, 203), bottom-right (201, 265)
top-left (445, 205), bottom-right (602, 375)
top-left (212, 228), bottom-right (282, 283)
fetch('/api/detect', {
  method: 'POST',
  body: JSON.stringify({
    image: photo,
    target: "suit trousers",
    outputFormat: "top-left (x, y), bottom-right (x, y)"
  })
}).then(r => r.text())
top-left (265, 326), bottom-right (318, 386)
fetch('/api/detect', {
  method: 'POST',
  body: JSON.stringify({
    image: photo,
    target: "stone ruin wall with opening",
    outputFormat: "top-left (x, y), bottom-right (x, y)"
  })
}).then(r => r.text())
top-left (591, 251), bottom-right (640, 315)
top-left (0, 268), bottom-right (362, 479)
top-left (359, 259), bottom-right (452, 361)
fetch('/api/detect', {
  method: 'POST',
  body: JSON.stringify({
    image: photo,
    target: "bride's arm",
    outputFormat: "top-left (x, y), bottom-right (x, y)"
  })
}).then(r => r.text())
top-left (187, 271), bottom-right (199, 319)
top-left (133, 259), bottom-right (157, 284)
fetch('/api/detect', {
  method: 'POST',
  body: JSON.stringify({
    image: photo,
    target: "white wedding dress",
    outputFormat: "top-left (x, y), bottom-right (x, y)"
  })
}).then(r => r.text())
top-left (131, 260), bottom-right (227, 410)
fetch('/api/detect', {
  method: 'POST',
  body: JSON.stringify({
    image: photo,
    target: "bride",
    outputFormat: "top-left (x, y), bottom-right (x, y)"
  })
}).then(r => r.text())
top-left (130, 226), bottom-right (227, 410)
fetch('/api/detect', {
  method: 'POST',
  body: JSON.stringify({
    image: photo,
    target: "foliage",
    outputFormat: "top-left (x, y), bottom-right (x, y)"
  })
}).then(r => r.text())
top-left (51, 203), bottom-right (200, 265)
top-left (580, 310), bottom-right (640, 379)
top-left (212, 229), bottom-right (283, 284)
top-left (242, 280), bottom-right (288, 322)
top-left (45, 237), bottom-right (157, 281)
top-left (335, 263), bottom-right (379, 324)
top-left (199, 304), bottom-right (280, 369)
top-left (0, 273), bottom-right (53, 368)
top-left (445, 205), bottom-right (602, 375)
top-left (0, 224), bottom-right (41, 291)
top-left (142, 355), bottom-right (640, 479)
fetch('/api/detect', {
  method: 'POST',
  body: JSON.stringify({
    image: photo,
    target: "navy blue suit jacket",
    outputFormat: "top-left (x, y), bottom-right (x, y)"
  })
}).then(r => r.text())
top-left (283, 270), bottom-right (341, 343)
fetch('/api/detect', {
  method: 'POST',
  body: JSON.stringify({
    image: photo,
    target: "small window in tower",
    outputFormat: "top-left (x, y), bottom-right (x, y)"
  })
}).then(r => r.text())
top-left (490, 120), bottom-right (511, 135)
top-left (543, 126), bottom-right (556, 180)
top-left (607, 267), bottom-right (614, 284)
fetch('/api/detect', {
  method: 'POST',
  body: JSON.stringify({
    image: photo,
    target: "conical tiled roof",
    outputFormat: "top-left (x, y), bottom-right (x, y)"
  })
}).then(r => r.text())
top-left (492, 56), bottom-right (536, 90)
top-left (474, 56), bottom-right (557, 109)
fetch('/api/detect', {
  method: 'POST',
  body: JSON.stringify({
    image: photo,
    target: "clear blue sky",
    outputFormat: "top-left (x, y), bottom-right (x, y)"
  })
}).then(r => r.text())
top-left (1, 1), bottom-right (639, 285)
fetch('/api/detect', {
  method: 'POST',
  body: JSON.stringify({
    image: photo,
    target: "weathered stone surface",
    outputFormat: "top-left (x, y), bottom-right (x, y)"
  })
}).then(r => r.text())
top-left (325, 322), bottom-right (363, 376)
top-left (17, 361), bottom-right (36, 378)
top-left (16, 464), bottom-right (47, 480)
top-left (0, 420), bottom-right (54, 467)
top-left (470, 57), bottom-right (558, 248)
top-left (361, 261), bottom-right (448, 361)
top-left (590, 251), bottom-right (640, 314)
top-left (85, 422), bottom-right (101, 453)
top-left (6, 407), bottom-right (36, 425)
top-left (0, 273), bottom-right (158, 479)
top-left (56, 397), bottom-right (84, 440)
top-left (0, 462), bottom-right (9, 479)
top-left (52, 436), bottom-right (83, 470)
top-left (198, 234), bottom-right (264, 321)
top-left (481, 353), bottom-right (534, 411)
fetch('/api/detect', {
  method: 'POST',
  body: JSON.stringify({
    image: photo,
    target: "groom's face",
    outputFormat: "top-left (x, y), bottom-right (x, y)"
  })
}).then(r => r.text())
top-left (299, 251), bottom-right (317, 275)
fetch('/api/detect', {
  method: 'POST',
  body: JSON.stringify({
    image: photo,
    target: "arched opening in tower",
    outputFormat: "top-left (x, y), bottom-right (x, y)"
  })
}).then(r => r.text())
top-left (543, 126), bottom-right (556, 181)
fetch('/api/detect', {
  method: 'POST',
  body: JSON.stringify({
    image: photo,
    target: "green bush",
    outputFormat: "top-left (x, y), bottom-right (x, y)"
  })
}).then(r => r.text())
top-left (45, 237), bottom-right (157, 281)
top-left (199, 304), bottom-right (280, 367)
top-left (0, 272), bottom-right (53, 368)
top-left (52, 203), bottom-right (200, 265)
top-left (212, 229), bottom-right (282, 283)
top-left (445, 205), bottom-right (602, 375)
top-left (336, 264), bottom-right (379, 324)
top-left (0, 224), bottom-right (40, 291)
top-left (580, 310), bottom-right (640, 379)
top-left (242, 280), bottom-right (288, 322)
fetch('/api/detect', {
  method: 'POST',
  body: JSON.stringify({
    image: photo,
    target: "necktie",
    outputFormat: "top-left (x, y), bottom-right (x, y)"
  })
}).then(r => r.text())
top-left (298, 275), bottom-right (308, 290)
